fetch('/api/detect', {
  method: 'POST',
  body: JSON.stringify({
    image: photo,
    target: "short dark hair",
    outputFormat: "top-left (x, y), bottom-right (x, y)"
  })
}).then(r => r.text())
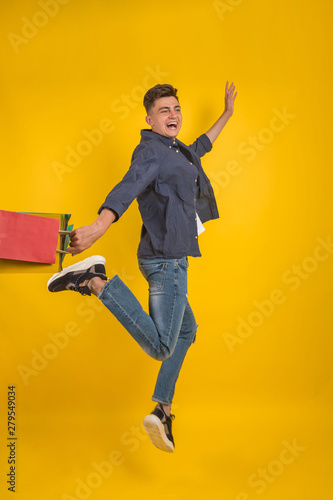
top-left (143, 84), bottom-right (179, 115)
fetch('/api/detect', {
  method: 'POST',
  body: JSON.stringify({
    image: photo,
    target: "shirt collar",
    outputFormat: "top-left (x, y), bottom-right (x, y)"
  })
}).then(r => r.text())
top-left (141, 129), bottom-right (178, 148)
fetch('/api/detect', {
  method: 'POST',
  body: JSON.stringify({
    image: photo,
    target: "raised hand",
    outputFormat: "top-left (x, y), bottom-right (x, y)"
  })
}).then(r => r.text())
top-left (205, 80), bottom-right (238, 144)
top-left (224, 81), bottom-right (237, 116)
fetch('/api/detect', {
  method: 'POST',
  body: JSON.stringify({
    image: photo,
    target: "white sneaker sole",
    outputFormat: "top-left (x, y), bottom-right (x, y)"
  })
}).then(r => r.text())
top-left (47, 255), bottom-right (106, 289)
top-left (143, 414), bottom-right (175, 453)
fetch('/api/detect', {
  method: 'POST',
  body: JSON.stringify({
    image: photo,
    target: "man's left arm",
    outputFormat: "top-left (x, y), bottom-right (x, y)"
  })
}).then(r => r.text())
top-left (205, 81), bottom-right (237, 144)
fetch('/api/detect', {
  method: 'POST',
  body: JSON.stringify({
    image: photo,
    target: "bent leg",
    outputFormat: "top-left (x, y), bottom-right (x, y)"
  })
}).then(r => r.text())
top-left (97, 258), bottom-right (188, 361)
top-left (152, 301), bottom-right (198, 405)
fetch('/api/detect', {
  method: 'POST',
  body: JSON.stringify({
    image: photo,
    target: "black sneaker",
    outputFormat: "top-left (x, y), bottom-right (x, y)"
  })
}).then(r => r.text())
top-left (143, 403), bottom-right (175, 453)
top-left (47, 255), bottom-right (107, 296)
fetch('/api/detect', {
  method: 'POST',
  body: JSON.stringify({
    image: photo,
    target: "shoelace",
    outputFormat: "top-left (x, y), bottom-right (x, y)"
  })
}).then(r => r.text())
top-left (71, 283), bottom-right (91, 296)
top-left (157, 403), bottom-right (175, 422)
top-left (70, 272), bottom-right (91, 295)
top-left (70, 272), bottom-right (107, 296)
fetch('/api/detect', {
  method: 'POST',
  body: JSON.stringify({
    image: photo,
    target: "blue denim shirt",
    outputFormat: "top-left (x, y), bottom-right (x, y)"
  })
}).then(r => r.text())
top-left (98, 129), bottom-right (219, 259)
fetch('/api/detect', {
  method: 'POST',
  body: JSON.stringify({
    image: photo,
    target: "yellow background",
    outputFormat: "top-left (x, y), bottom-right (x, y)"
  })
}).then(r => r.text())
top-left (1, 0), bottom-right (332, 499)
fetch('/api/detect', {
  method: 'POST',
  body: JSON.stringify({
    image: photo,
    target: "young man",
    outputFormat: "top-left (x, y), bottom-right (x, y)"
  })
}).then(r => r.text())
top-left (47, 81), bottom-right (237, 453)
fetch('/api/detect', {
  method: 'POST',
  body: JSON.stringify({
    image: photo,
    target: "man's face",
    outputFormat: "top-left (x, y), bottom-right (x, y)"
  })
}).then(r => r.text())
top-left (145, 96), bottom-right (182, 138)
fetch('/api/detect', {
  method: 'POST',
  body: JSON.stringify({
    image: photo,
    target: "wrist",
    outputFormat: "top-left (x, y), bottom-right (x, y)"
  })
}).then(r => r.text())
top-left (94, 209), bottom-right (116, 233)
top-left (223, 109), bottom-right (233, 118)
top-left (92, 219), bottom-right (105, 234)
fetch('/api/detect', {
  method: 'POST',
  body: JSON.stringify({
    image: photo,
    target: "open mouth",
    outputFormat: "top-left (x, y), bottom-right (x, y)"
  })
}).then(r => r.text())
top-left (167, 122), bottom-right (177, 130)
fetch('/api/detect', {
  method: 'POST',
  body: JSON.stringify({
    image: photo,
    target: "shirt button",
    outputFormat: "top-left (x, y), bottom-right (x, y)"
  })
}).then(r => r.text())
top-left (195, 179), bottom-right (197, 183)
top-left (176, 150), bottom-right (179, 153)
top-left (190, 162), bottom-right (192, 165)
top-left (169, 145), bottom-right (172, 148)
top-left (195, 236), bottom-right (198, 239)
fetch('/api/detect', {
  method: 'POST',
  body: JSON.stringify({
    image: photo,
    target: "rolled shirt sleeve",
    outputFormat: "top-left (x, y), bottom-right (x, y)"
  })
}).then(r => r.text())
top-left (188, 133), bottom-right (213, 158)
top-left (98, 144), bottom-right (158, 220)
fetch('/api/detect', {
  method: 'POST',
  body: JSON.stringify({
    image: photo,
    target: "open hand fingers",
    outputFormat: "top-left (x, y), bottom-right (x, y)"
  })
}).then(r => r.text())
top-left (226, 81), bottom-right (237, 101)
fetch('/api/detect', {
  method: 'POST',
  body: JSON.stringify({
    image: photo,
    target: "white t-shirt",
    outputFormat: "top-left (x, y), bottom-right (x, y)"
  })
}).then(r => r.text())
top-left (196, 212), bottom-right (205, 235)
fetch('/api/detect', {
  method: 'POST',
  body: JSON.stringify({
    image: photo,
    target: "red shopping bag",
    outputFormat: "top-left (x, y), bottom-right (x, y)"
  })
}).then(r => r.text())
top-left (0, 210), bottom-right (60, 264)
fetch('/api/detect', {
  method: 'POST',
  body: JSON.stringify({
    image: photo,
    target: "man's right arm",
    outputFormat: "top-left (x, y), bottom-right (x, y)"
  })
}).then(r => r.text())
top-left (67, 143), bottom-right (158, 256)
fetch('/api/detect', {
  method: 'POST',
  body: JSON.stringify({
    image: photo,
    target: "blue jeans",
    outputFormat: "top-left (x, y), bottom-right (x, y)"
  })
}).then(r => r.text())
top-left (97, 256), bottom-right (198, 405)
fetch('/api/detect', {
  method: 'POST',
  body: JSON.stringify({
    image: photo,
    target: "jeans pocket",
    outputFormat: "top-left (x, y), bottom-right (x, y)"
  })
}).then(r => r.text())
top-left (140, 262), bottom-right (168, 294)
top-left (178, 257), bottom-right (189, 271)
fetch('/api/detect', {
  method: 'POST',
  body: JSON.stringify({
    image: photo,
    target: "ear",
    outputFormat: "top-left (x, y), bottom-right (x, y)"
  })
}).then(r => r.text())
top-left (145, 115), bottom-right (153, 127)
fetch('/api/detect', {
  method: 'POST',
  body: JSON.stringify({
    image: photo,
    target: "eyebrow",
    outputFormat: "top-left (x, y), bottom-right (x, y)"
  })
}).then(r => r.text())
top-left (158, 105), bottom-right (181, 112)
